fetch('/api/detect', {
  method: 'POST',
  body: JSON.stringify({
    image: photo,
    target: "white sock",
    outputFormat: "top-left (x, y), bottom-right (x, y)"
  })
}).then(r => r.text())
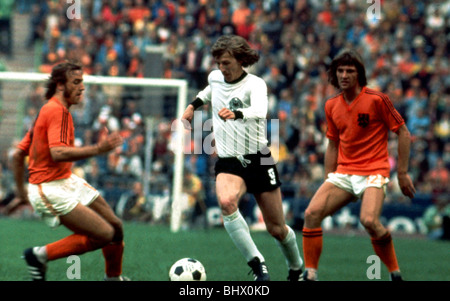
top-left (33, 246), bottom-right (48, 264)
top-left (223, 210), bottom-right (264, 263)
top-left (275, 226), bottom-right (303, 270)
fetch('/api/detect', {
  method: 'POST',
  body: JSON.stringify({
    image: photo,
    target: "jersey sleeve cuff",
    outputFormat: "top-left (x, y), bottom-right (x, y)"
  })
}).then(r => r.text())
top-left (232, 110), bottom-right (244, 120)
top-left (190, 98), bottom-right (204, 110)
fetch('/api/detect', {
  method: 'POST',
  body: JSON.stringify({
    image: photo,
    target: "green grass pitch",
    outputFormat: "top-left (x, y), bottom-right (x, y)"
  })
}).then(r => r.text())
top-left (0, 217), bottom-right (448, 281)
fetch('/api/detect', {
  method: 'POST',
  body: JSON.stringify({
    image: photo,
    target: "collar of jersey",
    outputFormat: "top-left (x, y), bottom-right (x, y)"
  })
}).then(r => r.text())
top-left (224, 71), bottom-right (248, 84)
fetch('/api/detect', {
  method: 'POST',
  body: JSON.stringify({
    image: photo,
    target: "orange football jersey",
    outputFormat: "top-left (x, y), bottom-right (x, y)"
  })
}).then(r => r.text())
top-left (17, 97), bottom-right (74, 184)
top-left (325, 87), bottom-right (405, 177)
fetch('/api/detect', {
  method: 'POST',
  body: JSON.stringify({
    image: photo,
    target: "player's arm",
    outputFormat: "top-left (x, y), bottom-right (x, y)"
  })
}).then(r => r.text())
top-left (182, 98), bottom-right (204, 124)
top-left (377, 93), bottom-right (415, 197)
top-left (395, 124), bottom-right (416, 198)
top-left (219, 100), bottom-right (267, 121)
top-left (183, 85), bottom-right (211, 126)
top-left (232, 102), bottom-right (267, 120)
top-left (218, 107), bottom-right (237, 120)
top-left (324, 138), bottom-right (339, 179)
top-left (226, 78), bottom-right (268, 121)
top-left (323, 101), bottom-right (339, 179)
top-left (11, 147), bottom-right (29, 203)
top-left (50, 132), bottom-right (123, 162)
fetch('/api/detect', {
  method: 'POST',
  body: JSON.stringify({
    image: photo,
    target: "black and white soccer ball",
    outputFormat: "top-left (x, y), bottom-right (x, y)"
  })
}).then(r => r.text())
top-left (169, 258), bottom-right (207, 281)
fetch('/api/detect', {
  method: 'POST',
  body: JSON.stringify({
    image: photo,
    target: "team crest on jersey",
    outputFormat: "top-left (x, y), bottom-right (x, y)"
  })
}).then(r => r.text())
top-left (357, 113), bottom-right (370, 128)
top-left (229, 97), bottom-right (244, 110)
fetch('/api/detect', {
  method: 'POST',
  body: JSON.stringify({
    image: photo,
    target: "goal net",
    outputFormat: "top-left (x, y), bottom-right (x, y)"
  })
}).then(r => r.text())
top-left (0, 71), bottom-right (188, 232)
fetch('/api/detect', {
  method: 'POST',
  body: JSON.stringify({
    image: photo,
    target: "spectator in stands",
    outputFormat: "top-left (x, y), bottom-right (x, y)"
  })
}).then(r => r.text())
top-left (261, 10), bottom-right (283, 51)
top-left (0, 0), bottom-right (14, 58)
top-left (180, 40), bottom-right (204, 89)
top-left (408, 107), bottom-right (431, 138)
top-left (27, 3), bottom-right (47, 50)
top-left (182, 168), bottom-right (207, 229)
top-left (434, 111), bottom-right (449, 144)
top-left (422, 194), bottom-right (450, 240)
top-left (426, 158), bottom-right (449, 193)
top-left (117, 180), bottom-right (150, 221)
top-left (443, 142), bottom-right (450, 169)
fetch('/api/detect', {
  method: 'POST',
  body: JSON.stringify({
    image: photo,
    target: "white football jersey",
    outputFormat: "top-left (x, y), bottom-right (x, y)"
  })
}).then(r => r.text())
top-left (196, 70), bottom-right (269, 158)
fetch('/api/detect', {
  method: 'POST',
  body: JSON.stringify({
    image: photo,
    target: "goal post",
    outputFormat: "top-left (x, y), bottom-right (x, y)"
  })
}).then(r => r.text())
top-left (0, 71), bottom-right (188, 232)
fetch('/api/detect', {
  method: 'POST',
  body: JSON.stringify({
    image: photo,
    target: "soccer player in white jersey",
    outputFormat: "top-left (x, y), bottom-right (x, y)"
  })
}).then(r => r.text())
top-left (182, 35), bottom-right (303, 281)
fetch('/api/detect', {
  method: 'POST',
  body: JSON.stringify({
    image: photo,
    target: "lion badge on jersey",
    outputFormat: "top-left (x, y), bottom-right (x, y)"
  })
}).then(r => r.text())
top-left (357, 113), bottom-right (370, 128)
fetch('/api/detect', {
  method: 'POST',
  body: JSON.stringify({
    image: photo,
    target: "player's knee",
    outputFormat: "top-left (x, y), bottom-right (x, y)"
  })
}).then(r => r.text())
top-left (94, 224), bottom-right (115, 246)
top-left (360, 215), bottom-right (379, 234)
top-left (110, 218), bottom-right (124, 242)
top-left (266, 223), bottom-right (286, 241)
top-left (304, 207), bottom-right (323, 225)
top-left (218, 196), bottom-right (239, 215)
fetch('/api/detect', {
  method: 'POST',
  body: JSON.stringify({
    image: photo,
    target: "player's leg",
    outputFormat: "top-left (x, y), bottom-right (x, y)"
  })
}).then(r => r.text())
top-left (216, 173), bottom-right (268, 280)
top-left (359, 187), bottom-right (386, 237)
top-left (48, 203), bottom-right (115, 258)
top-left (254, 187), bottom-right (304, 281)
top-left (302, 182), bottom-right (355, 280)
top-left (360, 187), bottom-right (402, 280)
top-left (216, 173), bottom-right (247, 215)
top-left (89, 195), bottom-right (126, 280)
top-left (89, 195), bottom-right (123, 241)
top-left (304, 182), bottom-right (356, 228)
top-left (23, 202), bottom-right (115, 281)
top-left (23, 177), bottom-right (117, 281)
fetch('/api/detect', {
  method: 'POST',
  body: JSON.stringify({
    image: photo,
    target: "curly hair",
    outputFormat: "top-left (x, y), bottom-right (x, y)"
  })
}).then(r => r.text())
top-left (211, 35), bottom-right (260, 67)
top-left (45, 61), bottom-right (83, 100)
top-left (327, 49), bottom-right (367, 89)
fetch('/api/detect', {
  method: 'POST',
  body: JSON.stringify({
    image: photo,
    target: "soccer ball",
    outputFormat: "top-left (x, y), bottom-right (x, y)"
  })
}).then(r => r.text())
top-left (169, 258), bottom-right (207, 281)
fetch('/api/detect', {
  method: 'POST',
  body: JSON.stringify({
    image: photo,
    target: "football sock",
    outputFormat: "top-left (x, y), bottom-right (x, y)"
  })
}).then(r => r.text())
top-left (223, 210), bottom-right (264, 263)
top-left (302, 227), bottom-right (323, 270)
top-left (275, 225), bottom-right (303, 270)
top-left (371, 231), bottom-right (400, 273)
top-left (102, 240), bottom-right (125, 277)
top-left (45, 234), bottom-right (95, 261)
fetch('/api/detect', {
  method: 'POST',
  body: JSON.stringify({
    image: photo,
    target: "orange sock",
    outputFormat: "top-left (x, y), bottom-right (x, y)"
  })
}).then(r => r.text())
top-left (46, 234), bottom-right (95, 261)
top-left (102, 241), bottom-right (124, 277)
top-left (371, 231), bottom-right (400, 272)
top-left (302, 227), bottom-right (323, 269)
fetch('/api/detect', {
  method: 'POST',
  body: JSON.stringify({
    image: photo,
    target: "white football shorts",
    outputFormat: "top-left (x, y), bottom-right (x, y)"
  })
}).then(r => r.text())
top-left (325, 173), bottom-right (389, 199)
top-left (28, 173), bottom-right (100, 227)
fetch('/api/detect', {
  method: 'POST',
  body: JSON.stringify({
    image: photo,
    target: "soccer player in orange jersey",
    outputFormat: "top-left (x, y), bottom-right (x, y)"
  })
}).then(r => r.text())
top-left (302, 49), bottom-right (416, 281)
top-left (12, 61), bottom-right (127, 281)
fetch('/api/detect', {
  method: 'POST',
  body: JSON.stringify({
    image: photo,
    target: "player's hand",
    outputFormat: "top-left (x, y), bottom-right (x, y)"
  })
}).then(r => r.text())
top-left (97, 132), bottom-right (123, 153)
top-left (15, 189), bottom-right (29, 203)
top-left (3, 196), bottom-right (29, 215)
top-left (181, 105), bottom-right (195, 129)
top-left (218, 108), bottom-right (235, 121)
top-left (397, 172), bottom-right (416, 199)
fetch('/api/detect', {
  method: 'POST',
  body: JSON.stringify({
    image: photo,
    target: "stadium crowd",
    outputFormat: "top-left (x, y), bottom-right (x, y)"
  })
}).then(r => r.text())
top-left (1, 0), bottom-right (449, 231)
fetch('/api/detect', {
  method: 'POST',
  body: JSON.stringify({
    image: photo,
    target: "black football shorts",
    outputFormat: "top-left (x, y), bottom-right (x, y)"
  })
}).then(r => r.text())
top-left (214, 149), bottom-right (282, 194)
